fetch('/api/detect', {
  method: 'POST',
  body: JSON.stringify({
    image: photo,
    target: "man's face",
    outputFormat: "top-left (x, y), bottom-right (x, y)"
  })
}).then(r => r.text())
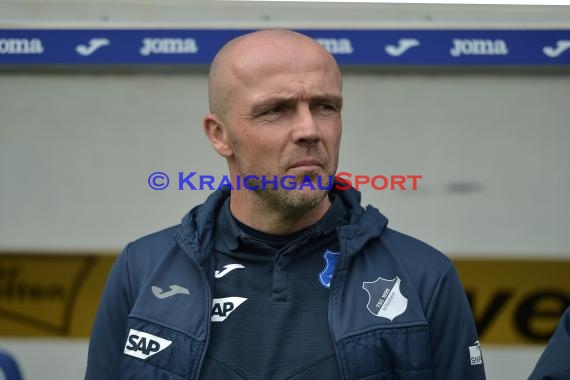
top-left (220, 39), bottom-right (343, 211)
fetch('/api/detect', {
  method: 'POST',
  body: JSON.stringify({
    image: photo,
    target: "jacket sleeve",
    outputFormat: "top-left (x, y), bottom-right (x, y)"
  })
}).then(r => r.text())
top-left (528, 305), bottom-right (570, 380)
top-left (426, 262), bottom-right (486, 380)
top-left (85, 244), bottom-right (134, 379)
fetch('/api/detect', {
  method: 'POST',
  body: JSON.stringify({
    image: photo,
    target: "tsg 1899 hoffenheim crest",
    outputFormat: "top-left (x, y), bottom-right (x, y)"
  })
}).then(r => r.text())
top-left (362, 276), bottom-right (408, 321)
top-left (318, 249), bottom-right (341, 288)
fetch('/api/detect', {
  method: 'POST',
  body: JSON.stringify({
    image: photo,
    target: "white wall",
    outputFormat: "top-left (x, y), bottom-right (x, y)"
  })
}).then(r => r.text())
top-left (2, 72), bottom-right (570, 257)
top-left (343, 73), bottom-right (570, 257)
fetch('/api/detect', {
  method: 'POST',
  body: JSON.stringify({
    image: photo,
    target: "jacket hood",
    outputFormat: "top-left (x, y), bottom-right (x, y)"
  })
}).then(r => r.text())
top-left (334, 187), bottom-right (388, 267)
top-left (175, 186), bottom-right (388, 265)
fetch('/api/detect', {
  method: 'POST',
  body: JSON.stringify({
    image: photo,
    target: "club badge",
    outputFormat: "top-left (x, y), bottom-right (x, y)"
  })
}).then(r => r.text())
top-left (318, 249), bottom-right (341, 288)
top-left (362, 276), bottom-right (408, 321)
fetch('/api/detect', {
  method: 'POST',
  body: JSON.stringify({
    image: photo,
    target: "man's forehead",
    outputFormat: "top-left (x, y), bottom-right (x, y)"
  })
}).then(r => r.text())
top-left (219, 55), bottom-right (339, 114)
top-left (237, 68), bottom-right (342, 107)
top-left (234, 62), bottom-right (339, 89)
top-left (234, 54), bottom-right (340, 99)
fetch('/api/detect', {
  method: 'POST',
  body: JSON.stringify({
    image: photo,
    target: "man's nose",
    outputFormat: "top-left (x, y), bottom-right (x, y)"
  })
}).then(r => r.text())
top-left (291, 104), bottom-right (320, 144)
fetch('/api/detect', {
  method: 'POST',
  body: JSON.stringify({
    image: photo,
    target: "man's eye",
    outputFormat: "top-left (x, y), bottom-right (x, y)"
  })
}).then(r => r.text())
top-left (257, 105), bottom-right (286, 119)
top-left (315, 103), bottom-right (337, 112)
top-left (263, 106), bottom-right (284, 115)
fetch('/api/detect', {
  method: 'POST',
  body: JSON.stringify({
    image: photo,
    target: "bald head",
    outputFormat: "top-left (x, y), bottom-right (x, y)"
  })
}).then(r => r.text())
top-left (208, 29), bottom-right (342, 120)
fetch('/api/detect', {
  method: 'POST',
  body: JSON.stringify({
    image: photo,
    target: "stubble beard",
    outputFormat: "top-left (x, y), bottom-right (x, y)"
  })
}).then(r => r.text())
top-left (257, 180), bottom-right (328, 216)
top-left (231, 138), bottom-right (340, 219)
top-left (244, 170), bottom-right (335, 219)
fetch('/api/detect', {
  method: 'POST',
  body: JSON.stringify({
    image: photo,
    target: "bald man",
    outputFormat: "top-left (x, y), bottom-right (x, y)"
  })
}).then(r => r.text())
top-left (86, 30), bottom-right (486, 380)
top-left (204, 29), bottom-right (342, 235)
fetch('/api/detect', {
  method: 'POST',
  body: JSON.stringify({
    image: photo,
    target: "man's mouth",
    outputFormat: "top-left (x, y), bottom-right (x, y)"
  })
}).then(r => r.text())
top-left (289, 158), bottom-right (322, 170)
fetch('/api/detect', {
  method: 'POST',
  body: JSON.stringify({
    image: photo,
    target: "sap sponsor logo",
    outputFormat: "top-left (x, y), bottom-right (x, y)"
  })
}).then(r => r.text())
top-left (211, 297), bottom-right (247, 322)
top-left (0, 38), bottom-right (44, 55)
top-left (124, 329), bottom-right (172, 360)
top-left (140, 38), bottom-right (198, 56)
top-left (450, 39), bottom-right (508, 57)
top-left (316, 38), bottom-right (354, 54)
top-left (543, 40), bottom-right (570, 58)
top-left (469, 340), bottom-right (483, 366)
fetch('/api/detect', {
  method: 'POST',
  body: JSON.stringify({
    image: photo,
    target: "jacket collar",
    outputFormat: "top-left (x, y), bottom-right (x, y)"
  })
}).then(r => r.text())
top-left (175, 185), bottom-right (388, 265)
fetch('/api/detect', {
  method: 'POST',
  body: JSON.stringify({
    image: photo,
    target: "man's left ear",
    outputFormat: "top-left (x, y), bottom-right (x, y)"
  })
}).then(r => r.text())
top-left (203, 114), bottom-right (233, 158)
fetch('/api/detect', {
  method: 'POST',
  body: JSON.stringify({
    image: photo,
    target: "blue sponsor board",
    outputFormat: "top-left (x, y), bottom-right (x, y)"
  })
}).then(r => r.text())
top-left (0, 28), bottom-right (569, 67)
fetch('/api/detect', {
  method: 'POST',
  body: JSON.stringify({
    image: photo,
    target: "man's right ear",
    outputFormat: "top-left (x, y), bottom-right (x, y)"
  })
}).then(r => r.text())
top-left (203, 114), bottom-right (233, 158)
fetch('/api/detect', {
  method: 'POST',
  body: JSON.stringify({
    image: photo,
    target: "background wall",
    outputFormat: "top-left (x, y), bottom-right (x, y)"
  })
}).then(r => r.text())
top-left (1, 1), bottom-right (570, 379)
top-left (2, 72), bottom-right (570, 254)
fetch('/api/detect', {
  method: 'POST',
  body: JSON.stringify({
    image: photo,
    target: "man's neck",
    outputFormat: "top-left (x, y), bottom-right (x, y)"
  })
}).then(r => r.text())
top-left (229, 190), bottom-right (331, 235)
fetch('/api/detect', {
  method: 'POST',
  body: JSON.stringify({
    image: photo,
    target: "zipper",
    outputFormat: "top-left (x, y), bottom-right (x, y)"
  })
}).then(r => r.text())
top-left (193, 264), bottom-right (212, 380)
top-left (175, 233), bottom-right (213, 380)
top-left (328, 238), bottom-right (346, 380)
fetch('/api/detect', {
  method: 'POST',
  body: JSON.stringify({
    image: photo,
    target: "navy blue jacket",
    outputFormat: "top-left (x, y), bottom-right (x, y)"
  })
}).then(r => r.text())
top-left (86, 187), bottom-right (486, 379)
top-left (529, 306), bottom-right (570, 380)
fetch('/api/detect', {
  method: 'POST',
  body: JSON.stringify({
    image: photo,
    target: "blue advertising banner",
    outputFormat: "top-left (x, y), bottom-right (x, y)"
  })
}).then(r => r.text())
top-left (0, 28), bottom-right (569, 67)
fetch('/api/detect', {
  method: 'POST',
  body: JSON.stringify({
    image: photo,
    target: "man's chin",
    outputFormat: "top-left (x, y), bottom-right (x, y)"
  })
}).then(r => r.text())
top-left (289, 173), bottom-right (334, 191)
